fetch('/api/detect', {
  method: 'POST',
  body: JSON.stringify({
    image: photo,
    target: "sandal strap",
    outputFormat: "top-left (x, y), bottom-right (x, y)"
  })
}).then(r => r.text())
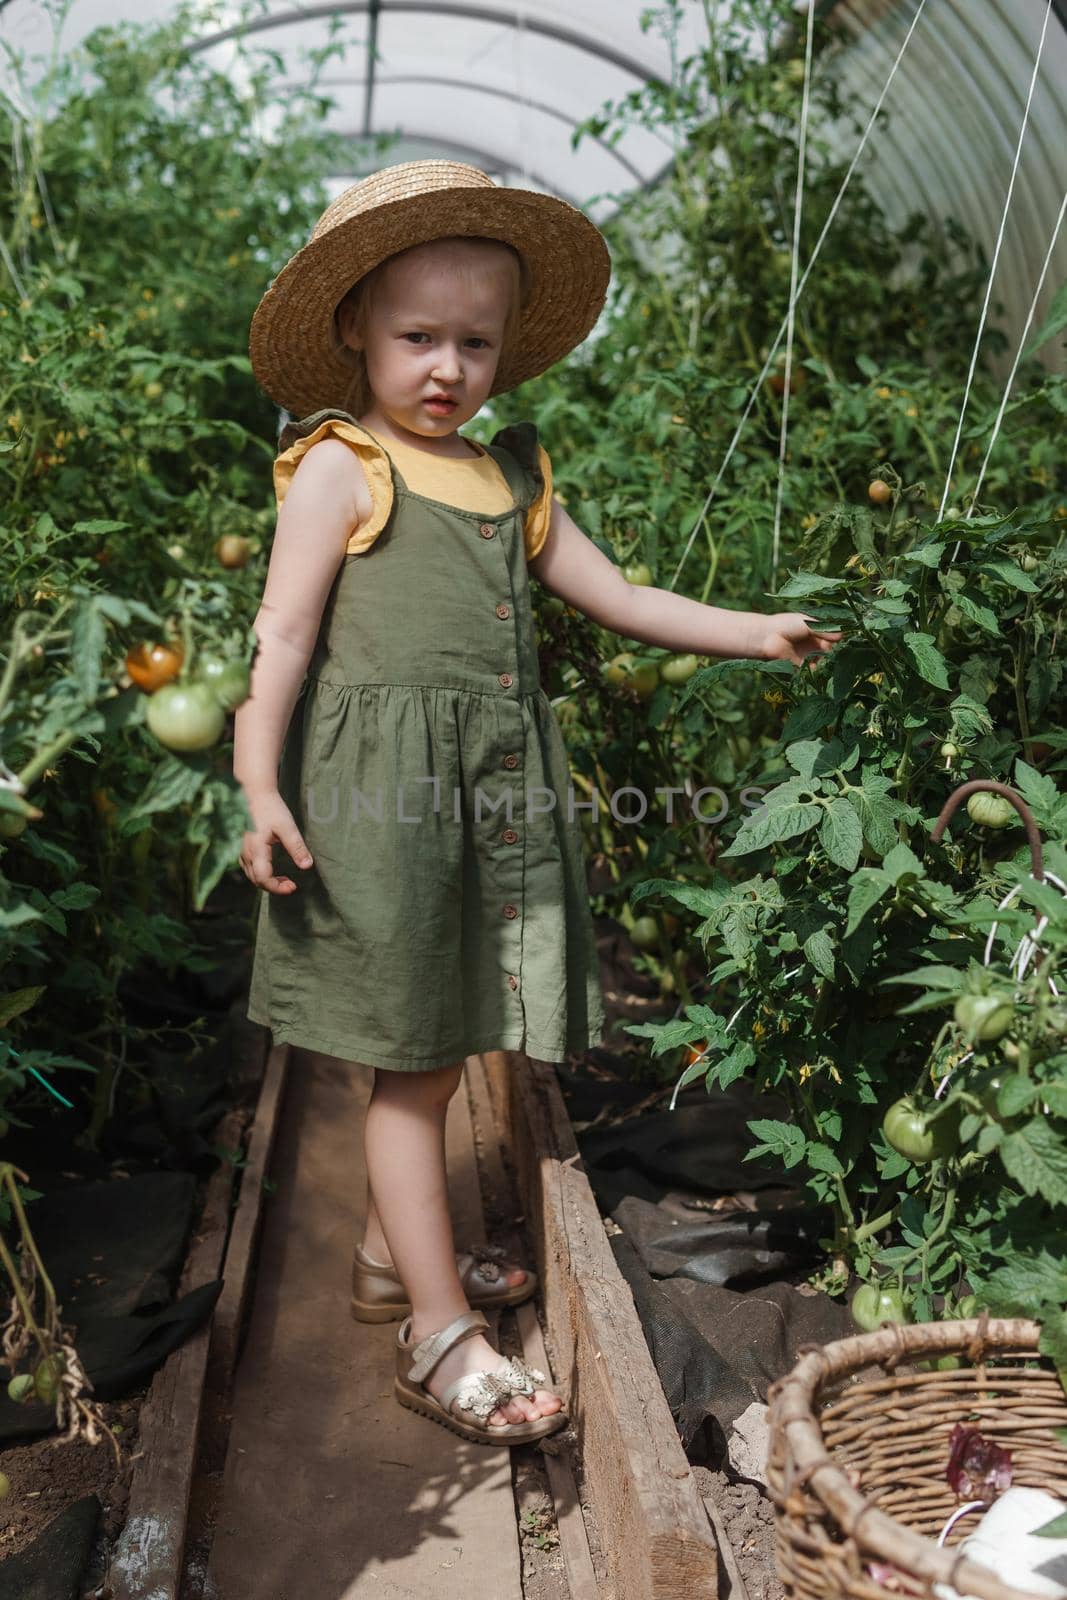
top-left (408, 1308), bottom-right (489, 1385)
top-left (440, 1356), bottom-right (548, 1422)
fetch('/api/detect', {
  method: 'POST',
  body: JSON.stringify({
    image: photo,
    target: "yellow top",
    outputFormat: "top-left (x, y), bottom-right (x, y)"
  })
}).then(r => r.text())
top-left (272, 418), bottom-right (554, 561)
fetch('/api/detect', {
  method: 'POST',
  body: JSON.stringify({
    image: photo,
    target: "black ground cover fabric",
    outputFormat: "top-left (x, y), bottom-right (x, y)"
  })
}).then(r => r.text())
top-left (0, 1167), bottom-right (223, 1443)
top-left (561, 1067), bottom-right (854, 1462)
top-left (0, 1495), bottom-right (100, 1600)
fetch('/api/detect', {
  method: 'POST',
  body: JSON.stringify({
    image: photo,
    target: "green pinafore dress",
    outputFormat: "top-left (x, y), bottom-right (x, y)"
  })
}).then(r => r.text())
top-left (246, 412), bottom-right (608, 1071)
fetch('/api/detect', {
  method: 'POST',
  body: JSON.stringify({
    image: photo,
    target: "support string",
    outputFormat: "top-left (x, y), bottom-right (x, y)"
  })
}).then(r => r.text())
top-left (669, 0), bottom-right (932, 591)
top-left (771, 0), bottom-right (816, 589)
top-left (939, 0), bottom-right (1053, 527)
top-left (949, 184), bottom-right (1067, 560)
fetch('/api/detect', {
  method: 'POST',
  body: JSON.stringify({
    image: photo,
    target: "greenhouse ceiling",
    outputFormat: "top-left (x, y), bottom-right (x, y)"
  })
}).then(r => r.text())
top-left (1, 1), bottom-right (1065, 364)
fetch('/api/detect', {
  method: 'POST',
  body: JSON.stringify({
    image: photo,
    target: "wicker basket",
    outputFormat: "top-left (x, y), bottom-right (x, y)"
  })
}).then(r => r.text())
top-left (766, 1315), bottom-right (1067, 1599)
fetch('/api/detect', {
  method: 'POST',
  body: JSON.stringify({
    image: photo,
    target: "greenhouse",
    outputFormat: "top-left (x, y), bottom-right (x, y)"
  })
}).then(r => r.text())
top-left (0, 1), bottom-right (1065, 1595)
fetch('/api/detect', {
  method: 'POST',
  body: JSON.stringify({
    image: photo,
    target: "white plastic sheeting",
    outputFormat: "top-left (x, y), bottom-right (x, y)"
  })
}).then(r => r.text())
top-left (0, 1), bottom-right (1064, 359)
top-left (824, 0), bottom-right (1067, 371)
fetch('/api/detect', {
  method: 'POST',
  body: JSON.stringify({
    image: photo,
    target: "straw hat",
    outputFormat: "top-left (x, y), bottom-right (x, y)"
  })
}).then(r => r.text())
top-left (249, 159), bottom-right (612, 418)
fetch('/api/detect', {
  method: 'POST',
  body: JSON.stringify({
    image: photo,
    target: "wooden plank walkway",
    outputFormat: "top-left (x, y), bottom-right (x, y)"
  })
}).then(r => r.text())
top-left (207, 1050), bottom-right (523, 1600)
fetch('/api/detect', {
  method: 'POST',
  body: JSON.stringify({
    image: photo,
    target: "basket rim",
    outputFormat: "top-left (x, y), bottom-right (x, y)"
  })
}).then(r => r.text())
top-left (767, 1315), bottom-right (1062, 1600)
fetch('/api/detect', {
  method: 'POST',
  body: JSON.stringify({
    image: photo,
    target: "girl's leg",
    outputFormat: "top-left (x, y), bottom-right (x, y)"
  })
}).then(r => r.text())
top-left (361, 1061), bottom-right (561, 1426)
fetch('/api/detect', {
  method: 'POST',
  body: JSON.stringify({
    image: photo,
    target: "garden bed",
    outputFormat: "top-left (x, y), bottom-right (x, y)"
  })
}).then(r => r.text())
top-left (0, 890), bottom-right (271, 1597)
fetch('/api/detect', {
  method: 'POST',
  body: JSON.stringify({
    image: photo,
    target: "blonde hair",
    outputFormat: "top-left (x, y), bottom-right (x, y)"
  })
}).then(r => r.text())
top-left (329, 236), bottom-right (528, 417)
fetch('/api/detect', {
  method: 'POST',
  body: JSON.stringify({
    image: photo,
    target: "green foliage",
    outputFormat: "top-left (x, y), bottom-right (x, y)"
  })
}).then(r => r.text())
top-left (0, 0), bottom-right (382, 1142)
top-left (505, 0), bottom-right (1067, 1347)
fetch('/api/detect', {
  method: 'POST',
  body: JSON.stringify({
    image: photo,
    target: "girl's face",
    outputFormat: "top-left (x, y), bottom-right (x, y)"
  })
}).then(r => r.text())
top-left (339, 239), bottom-right (517, 444)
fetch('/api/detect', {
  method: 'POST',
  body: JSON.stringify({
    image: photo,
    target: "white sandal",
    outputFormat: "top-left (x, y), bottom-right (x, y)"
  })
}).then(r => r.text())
top-left (394, 1308), bottom-right (566, 1446)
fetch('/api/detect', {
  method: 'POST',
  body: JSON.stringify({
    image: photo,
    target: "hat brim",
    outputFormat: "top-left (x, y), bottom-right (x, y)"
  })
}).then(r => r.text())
top-left (249, 185), bottom-right (611, 417)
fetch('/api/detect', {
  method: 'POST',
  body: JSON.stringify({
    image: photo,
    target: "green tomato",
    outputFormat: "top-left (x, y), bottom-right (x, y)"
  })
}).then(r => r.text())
top-left (622, 562), bottom-right (654, 586)
top-left (660, 654), bottom-right (699, 686)
top-left (1020, 553), bottom-right (1041, 574)
top-left (940, 742), bottom-right (961, 760)
top-left (954, 994), bottom-right (1015, 1043)
top-left (954, 1295), bottom-right (979, 1319)
top-left (7, 1373), bottom-right (34, 1404)
top-left (541, 596), bottom-right (566, 620)
top-left (882, 1096), bottom-right (956, 1164)
top-left (966, 792), bottom-right (1015, 829)
top-left (0, 811), bottom-right (27, 840)
top-left (630, 916), bottom-right (660, 951)
top-left (146, 683), bottom-right (226, 752)
top-left (851, 1283), bottom-right (911, 1332)
top-left (197, 657), bottom-right (251, 713)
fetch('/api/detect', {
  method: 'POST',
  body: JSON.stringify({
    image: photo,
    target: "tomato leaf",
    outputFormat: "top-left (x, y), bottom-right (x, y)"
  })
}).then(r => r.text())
top-left (819, 799), bottom-right (863, 871)
top-left (745, 1119), bottom-right (807, 1168)
top-left (0, 986), bottom-right (46, 1028)
top-left (125, 754), bottom-right (208, 822)
top-left (845, 866), bottom-right (893, 936)
top-left (803, 928), bottom-right (836, 978)
top-left (1021, 274), bottom-right (1067, 359)
top-left (902, 631), bottom-right (951, 689)
top-left (999, 1118), bottom-right (1067, 1206)
top-left (773, 570), bottom-right (847, 599)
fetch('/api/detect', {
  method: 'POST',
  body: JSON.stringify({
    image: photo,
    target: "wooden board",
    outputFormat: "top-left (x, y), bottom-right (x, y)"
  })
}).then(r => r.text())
top-left (206, 1040), bottom-right (290, 1392)
top-left (479, 1051), bottom-right (720, 1600)
top-left (107, 1106), bottom-right (244, 1600)
top-left (465, 1053), bottom-right (601, 1600)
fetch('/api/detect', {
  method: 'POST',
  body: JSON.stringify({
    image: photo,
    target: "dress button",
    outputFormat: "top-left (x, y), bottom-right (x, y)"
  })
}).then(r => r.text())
top-left (479, 522), bottom-right (496, 539)
top-left (498, 671), bottom-right (514, 688)
top-left (495, 602), bottom-right (510, 619)
top-left (501, 828), bottom-right (519, 844)
top-left (502, 903), bottom-right (519, 919)
top-left (507, 974), bottom-right (519, 990)
top-left (502, 753), bottom-right (520, 770)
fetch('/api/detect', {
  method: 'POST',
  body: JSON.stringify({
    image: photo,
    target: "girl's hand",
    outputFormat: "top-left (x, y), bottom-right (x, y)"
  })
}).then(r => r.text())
top-left (239, 791), bottom-right (314, 894)
top-left (759, 612), bottom-right (844, 668)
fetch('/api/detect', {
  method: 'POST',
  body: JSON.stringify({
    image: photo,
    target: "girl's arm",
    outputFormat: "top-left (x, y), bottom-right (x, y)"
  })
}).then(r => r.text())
top-left (233, 440), bottom-right (368, 886)
top-left (528, 497), bottom-right (841, 666)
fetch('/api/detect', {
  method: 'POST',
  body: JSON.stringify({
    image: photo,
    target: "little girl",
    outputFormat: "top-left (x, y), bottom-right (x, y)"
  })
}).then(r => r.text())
top-left (234, 159), bottom-right (840, 1448)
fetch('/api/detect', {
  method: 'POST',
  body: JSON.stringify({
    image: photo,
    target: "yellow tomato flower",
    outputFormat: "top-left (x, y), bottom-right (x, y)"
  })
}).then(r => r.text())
top-left (905, 405), bottom-right (918, 418)
top-left (752, 1020), bottom-right (767, 1040)
top-left (142, 288), bottom-right (154, 300)
top-left (762, 688), bottom-right (786, 705)
top-left (876, 385), bottom-right (892, 399)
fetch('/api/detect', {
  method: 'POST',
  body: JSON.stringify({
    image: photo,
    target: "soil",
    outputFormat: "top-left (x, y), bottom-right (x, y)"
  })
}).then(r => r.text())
top-left (0, 1392), bottom-right (141, 1577)
top-left (694, 1466), bottom-right (783, 1600)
